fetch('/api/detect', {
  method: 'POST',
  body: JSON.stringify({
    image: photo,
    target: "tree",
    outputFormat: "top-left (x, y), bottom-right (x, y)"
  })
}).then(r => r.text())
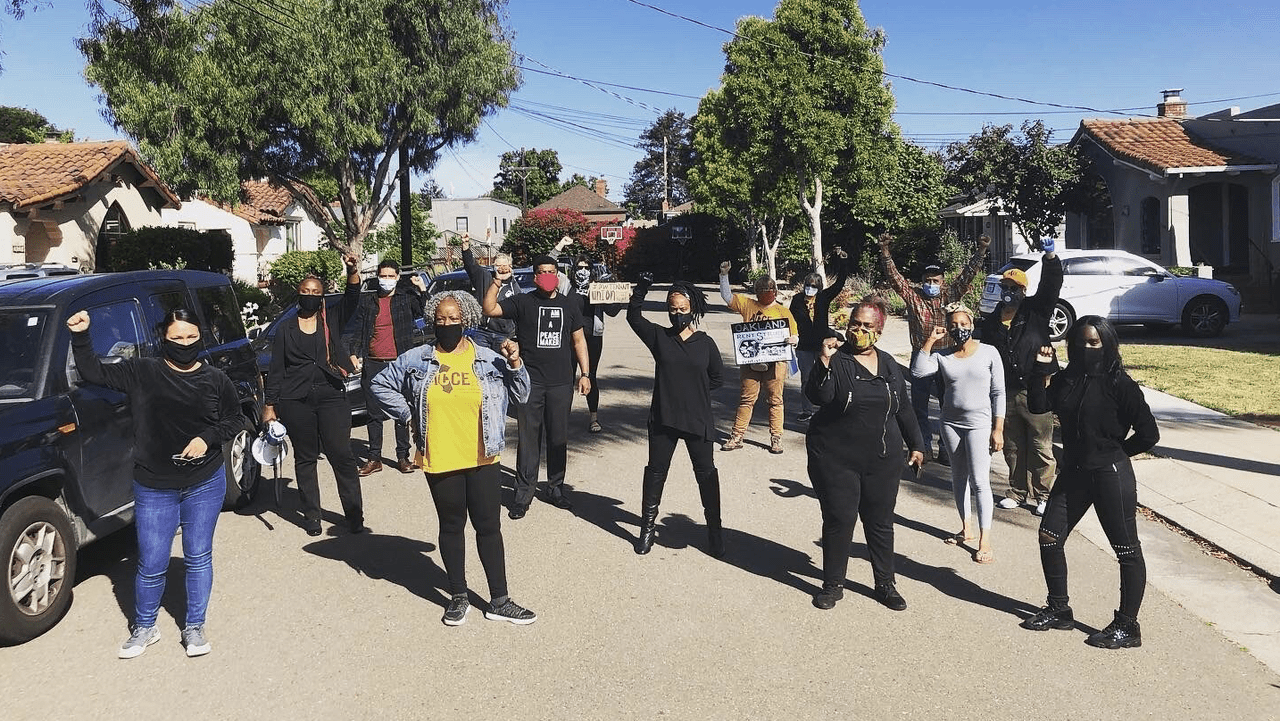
top-left (365, 196), bottom-right (441, 265)
top-left (707, 0), bottom-right (898, 283)
top-left (623, 109), bottom-right (693, 218)
top-left (0, 106), bottom-right (72, 143)
top-left (944, 120), bottom-right (1084, 249)
top-left (500, 208), bottom-right (591, 266)
top-left (491, 148), bottom-right (563, 208)
top-left (560, 173), bottom-right (600, 193)
top-left (418, 178), bottom-right (447, 200)
top-left (79, 0), bottom-right (519, 258)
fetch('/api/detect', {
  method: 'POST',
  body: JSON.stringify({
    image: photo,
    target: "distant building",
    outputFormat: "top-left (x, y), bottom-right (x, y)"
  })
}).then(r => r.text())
top-left (533, 179), bottom-right (626, 224)
top-left (430, 196), bottom-right (522, 254)
top-left (938, 195), bottom-right (1057, 269)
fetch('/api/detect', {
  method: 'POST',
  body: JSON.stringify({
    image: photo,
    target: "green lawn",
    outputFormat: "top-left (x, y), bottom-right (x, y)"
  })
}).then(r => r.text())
top-left (1121, 345), bottom-right (1280, 425)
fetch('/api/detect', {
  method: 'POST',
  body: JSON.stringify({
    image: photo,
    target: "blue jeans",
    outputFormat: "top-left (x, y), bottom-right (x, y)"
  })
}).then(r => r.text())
top-left (132, 466), bottom-right (224, 628)
top-left (909, 350), bottom-right (944, 455)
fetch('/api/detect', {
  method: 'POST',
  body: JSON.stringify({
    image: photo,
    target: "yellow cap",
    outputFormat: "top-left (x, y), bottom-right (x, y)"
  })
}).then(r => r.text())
top-left (1001, 268), bottom-right (1029, 288)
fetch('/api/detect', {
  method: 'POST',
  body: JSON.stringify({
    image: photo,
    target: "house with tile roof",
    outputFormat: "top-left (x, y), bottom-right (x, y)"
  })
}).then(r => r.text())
top-left (532, 179), bottom-right (626, 224)
top-left (0, 141), bottom-right (181, 271)
top-left (1068, 90), bottom-right (1280, 289)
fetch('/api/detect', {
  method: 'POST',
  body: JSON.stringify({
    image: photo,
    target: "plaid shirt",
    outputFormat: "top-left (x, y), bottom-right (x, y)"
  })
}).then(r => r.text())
top-left (880, 249), bottom-right (987, 352)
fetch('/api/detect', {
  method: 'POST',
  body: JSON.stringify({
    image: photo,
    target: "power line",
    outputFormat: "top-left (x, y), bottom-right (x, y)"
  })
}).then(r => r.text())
top-left (515, 64), bottom-right (702, 100)
top-left (518, 54), bottom-right (664, 115)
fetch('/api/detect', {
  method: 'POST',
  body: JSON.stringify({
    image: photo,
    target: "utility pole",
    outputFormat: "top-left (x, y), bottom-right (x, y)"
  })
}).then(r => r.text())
top-left (398, 144), bottom-right (412, 267)
top-left (662, 135), bottom-right (669, 213)
top-left (509, 166), bottom-right (537, 214)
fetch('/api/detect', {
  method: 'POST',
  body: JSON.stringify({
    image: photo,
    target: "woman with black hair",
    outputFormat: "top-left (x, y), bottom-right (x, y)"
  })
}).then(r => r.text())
top-left (627, 275), bottom-right (726, 557)
top-left (1020, 316), bottom-right (1159, 649)
top-left (262, 276), bottom-right (363, 538)
top-left (789, 250), bottom-right (849, 422)
top-left (566, 255), bottom-right (622, 433)
top-left (67, 307), bottom-right (242, 659)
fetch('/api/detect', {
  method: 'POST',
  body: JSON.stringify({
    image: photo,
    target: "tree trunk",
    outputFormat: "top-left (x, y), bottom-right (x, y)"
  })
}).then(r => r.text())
top-left (760, 217), bottom-right (784, 281)
top-left (800, 171), bottom-right (825, 285)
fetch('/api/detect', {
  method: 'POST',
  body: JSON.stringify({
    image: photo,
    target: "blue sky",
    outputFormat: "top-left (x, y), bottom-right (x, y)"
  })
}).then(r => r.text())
top-left (2, 0), bottom-right (1278, 201)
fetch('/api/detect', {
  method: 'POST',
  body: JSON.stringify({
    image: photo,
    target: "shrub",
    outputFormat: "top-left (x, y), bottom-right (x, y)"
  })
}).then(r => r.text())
top-left (103, 226), bottom-right (233, 274)
top-left (229, 278), bottom-right (278, 324)
top-left (268, 250), bottom-right (343, 307)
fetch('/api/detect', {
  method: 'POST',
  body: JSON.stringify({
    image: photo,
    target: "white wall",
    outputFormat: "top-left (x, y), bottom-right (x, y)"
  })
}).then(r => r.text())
top-left (2, 178), bottom-right (167, 269)
top-left (429, 197), bottom-right (521, 247)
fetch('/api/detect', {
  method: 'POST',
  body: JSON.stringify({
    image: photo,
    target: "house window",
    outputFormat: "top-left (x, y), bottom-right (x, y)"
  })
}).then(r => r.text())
top-left (178, 221), bottom-right (197, 230)
top-left (1140, 197), bottom-right (1161, 255)
top-left (455, 217), bottom-right (469, 233)
top-left (285, 220), bottom-right (301, 252)
top-left (502, 218), bottom-right (509, 233)
top-left (94, 202), bottom-right (132, 271)
top-left (494, 217), bottom-right (500, 234)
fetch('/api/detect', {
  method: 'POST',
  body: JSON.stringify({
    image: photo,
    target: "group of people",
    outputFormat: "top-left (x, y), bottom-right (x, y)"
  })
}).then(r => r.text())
top-left (74, 229), bottom-right (1159, 660)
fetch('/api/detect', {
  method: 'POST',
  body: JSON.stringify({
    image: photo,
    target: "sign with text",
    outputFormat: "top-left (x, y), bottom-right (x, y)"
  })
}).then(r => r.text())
top-left (731, 319), bottom-right (793, 365)
top-left (587, 282), bottom-right (633, 305)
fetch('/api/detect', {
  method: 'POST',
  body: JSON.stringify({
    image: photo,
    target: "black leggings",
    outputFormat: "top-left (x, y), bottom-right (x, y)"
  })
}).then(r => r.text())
top-left (276, 383), bottom-right (362, 524)
top-left (647, 425), bottom-right (715, 475)
top-left (426, 463), bottom-right (508, 600)
top-left (1038, 457), bottom-right (1146, 618)
top-left (574, 334), bottom-right (604, 412)
top-left (808, 458), bottom-right (901, 588)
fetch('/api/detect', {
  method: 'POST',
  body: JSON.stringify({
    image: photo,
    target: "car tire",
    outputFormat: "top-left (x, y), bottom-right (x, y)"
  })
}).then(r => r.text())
top-left (1048, 302), bottom-right (1074, 342)
top-left (222, 417), bottom-right (261, 511)
top-left (0, 496), bottom-right (77, 645)
top-left (1182, 296), bottom-right (1228, 338)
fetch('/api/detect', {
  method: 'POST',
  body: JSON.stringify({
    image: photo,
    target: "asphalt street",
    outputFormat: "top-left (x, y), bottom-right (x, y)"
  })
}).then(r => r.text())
top-left (3, 285), bottom-right (1278, 720)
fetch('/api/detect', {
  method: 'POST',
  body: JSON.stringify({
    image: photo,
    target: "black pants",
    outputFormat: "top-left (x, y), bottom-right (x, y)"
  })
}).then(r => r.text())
top-left (514, 382), bottom-right (573, 505)
top-left (574, 334), bottom-right (604, 412)
top-left (647, 424), bottom-right (715, 475)
top-left (426, 463), bottom-right (508, 600)
top-left (276, 383), bottom-right (362, 525)
top-left (361, 357), bottom-right (410, 461)
top-left (808, 457), bottom-right (901, 588)
top-left (1038, 457), bottom-right (1146, 618)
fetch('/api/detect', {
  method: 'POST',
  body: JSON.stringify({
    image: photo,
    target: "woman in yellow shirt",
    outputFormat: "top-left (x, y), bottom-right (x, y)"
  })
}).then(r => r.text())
top-left (369, 291), bottom-right (534, 627)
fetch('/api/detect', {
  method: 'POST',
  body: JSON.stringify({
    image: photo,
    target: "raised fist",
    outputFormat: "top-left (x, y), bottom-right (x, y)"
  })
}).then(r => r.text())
top-left (927, 326), bottom-right (947, 344)
top-left (978, 234), bottom-right (991, 248)
top-left (344, 254), bottom-right (359, 272)
top-left (638, 272), bottom-right (654, 284)
top-left (460, 232), bottom-right (470, 251)
top-left (66, 310), bottom-right (90, 333)
top-left (500, 339), bottom-right (521, 364)
top-left (555, 236), bottom-right (574, 252)
top-left (719, 261), bottom-right (731, 275)
top-left (1036, 345), bottom-right (1055, 364)
top-left (877, 233), bottom-right (893, 252)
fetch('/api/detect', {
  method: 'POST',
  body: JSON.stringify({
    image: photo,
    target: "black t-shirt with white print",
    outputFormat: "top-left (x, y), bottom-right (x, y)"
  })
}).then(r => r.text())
top-left (497, 291), bottom-right (584, 386)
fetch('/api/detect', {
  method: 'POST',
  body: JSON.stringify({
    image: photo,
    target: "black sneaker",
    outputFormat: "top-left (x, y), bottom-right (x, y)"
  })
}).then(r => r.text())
top-left (1021, 603), bottom-right (1075, 631)
top-left (874, 583), bottom-right (907, 611)
top-left (485, 598), bottom-right (537, 625)
top-left (508, 503), bottom-right (529, 520)
top-left (544, 487), bottom-right (573, 511)
top-left (812, 584), bottom-right (844, 610)
top-left (442, 596), bottom-right (470, 626)
top-left (1085, 610), bottom-right (1142, 649)
top-left (797, 410), bottom-right (814, 422)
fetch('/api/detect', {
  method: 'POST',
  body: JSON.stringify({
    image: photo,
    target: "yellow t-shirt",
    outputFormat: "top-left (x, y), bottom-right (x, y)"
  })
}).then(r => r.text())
top-left (422, 341), bottom-right (498, 475)
top-left (729, 293), bottom-right (799, 334)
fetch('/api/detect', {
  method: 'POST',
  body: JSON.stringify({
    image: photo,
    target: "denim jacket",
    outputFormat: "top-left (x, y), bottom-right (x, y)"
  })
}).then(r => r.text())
top-left (368, 340), bottom-right (530, 459)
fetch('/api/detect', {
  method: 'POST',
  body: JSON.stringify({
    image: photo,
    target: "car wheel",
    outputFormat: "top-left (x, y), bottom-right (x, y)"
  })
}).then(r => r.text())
top-left (1048, 302), bottom-right (1074, 342)
top-left (222, 418), bottom-right (261, 511)
top-left (1182, 296), bottom-right (1228, 338)
top-left (0, 496), bottom-right (77, 645)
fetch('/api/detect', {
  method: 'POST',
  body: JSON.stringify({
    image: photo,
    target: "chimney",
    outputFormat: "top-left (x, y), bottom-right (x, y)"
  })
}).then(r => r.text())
top-left (594, 178), bottom-right (608, 198)
top-left (1158, 88), bottom-right (1188, 119)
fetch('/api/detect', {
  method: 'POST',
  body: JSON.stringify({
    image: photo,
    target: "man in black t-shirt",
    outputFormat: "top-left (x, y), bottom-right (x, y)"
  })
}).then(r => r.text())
top-left (483, 253), bottom-right (592, 518)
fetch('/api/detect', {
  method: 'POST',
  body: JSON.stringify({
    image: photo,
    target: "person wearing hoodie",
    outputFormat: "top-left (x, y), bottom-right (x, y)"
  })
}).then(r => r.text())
top-left (789, 249), bottom-right (849, 423)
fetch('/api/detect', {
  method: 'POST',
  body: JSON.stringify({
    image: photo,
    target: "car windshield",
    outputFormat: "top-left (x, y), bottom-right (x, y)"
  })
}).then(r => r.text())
top-left (996, 258), bottom-right (1039, 274)
top-left (0, 309), bottom-right (48, 400)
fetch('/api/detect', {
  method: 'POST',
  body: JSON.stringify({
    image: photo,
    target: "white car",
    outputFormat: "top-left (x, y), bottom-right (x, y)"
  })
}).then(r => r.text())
top-left (978, 249), bottom-right (1241, 341)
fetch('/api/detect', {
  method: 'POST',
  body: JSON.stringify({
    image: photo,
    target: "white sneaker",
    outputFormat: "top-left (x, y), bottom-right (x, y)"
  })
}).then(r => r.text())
top-left (996, 497), bottom-right (1021, 510)
top-left (118, 625), bottom-right (160, 659)
top-left (1034, 500), bottom-right (1048, 517)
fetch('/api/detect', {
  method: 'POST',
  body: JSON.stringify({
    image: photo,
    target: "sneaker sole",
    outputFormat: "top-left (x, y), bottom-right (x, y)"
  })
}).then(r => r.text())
top-left (118, 631), bottom-right (160, 659)
top-left (442, 605), bottom-right (470, 627)
top-left (1021, 619), bottom-right (1075, 631)
top-left (185, 642), bottom-right (212, 657)
top-left (483, 611), bottom-right (537, 625)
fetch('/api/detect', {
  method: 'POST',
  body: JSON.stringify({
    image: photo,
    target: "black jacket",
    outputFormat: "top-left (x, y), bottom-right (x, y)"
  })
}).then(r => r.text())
top-left (461, 247), bottom-right (518, 337)
top-left (265, 311), bottom-right (356, 404)
top-left (343, 281), bottom-right (423, 360)
top-left (1028, 367), bottom-right (1159, 471)
top-left (790, 261), bottom-right (849, 352)
top-left (980, 254), bottom-right (1063, 391)
top-left (804, 346), bottom-right (923, 463)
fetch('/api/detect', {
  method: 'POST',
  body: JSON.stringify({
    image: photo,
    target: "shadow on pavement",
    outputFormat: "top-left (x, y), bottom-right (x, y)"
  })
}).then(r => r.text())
top-left (563, 488), bottom-right (638, 545)
top-left (768, 477), bottom-right (815, 499)
top-left (1151, 446), bottom-right (1280, 477)
top-left (74, 528), bottom-right (208, 630)
top-left (303, 534), bottom-right (448, 608)
top-left (664, 514), bottom-right (825, 597)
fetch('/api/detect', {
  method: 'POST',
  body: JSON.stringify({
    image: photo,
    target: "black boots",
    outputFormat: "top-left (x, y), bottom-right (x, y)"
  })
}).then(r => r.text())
top-left (1021, 598), bottom-right (1075, 631)
top-left (812, 583), bottom-right (844, 610)
top-left (874, 583), bottom-right (908, 611)
top-left (695, 469), bottom-right (725, 558)
top-left (635, 466), bottom-right (667, 555)
top-left (1086, 610), bottom-right (1142, 649)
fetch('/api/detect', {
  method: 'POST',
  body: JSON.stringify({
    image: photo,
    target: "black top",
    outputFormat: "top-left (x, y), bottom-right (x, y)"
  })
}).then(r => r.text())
top-left (790, 261), bottom-right (849, 352)
top-left (72, 331), bottom-right (241, 490)
top-left (980, 254), bottom-right (1064, 391)
top-left (462, 247), bottom-right (519, 337)
top-left (265, 313), bottom-right (356, 404)
top-left (343, 281), bottom-right (423, 359)
top-left (804, 346), bottom-right (923, 468)
top-left (1028, 366), bottom-right (1159, 470)
top-left (627, 281), bottom-right (724, 440)
top-left (497, 291), bottom-right (584, 386)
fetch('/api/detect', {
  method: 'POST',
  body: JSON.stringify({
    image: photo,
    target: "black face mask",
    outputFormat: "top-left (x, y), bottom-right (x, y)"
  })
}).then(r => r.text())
top-left (949, 327), bottom-right (972, 344)
top-left (162, 339), bottom-right (201, 367)
top-left (669, 312), bottom-right (694, 330)
top-left (1000, 287), bottom-right (1025, 305)
top-left (1079, 347), bottom-right (1107, 375)
top-left (297, 295), bottom-right (323, 314)
top-left (434, 323), bottom-right (464, 351)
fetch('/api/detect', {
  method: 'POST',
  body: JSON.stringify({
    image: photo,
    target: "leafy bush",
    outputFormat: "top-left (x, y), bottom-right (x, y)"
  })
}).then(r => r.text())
top-left (268, 250), bottom-right (343, 307)
top-left (1168, 266), bottom-right (1195, 277)
top-left (229, 278), bottom-right (278, 324)
top-left (501, 208), bottom-right (592, 266)
top-left (103, 226), bottom-right (233, 274)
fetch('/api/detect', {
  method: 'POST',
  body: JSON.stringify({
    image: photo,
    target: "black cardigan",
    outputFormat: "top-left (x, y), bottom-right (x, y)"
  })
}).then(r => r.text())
top-left (265, 311), bottom-right (356, 404)
top-left (790, 261), bottom-right (849, 352)
top-left (1028, 367), bottom-right (1159, 470)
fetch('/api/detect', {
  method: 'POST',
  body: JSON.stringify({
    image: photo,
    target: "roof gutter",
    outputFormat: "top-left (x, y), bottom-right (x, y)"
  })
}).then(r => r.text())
top-left (1165, 164), bottom-right (1277, 175)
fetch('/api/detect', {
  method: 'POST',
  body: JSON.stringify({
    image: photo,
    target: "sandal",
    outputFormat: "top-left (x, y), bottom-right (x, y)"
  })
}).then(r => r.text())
top-left (589, 420), bottom-right (602, 433)
top-left (973, 549), bottom-right (995, 564)
top-left (944, 533), bottom-right (974, 546)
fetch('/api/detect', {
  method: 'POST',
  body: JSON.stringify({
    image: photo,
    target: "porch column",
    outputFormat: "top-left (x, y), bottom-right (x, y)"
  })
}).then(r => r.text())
top-left (1168, 190), bottom-right (1191, 266)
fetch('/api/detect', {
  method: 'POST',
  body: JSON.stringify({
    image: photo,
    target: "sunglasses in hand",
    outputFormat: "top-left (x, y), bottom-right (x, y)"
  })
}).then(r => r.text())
top-left (171, 453), bottom-right (208, 467)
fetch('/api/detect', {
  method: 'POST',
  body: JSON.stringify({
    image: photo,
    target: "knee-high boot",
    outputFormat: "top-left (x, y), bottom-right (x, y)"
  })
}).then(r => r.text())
top-left (635, 465), bottom-right (667, 555)
top-left (695, 468), bottom-right (725, 558)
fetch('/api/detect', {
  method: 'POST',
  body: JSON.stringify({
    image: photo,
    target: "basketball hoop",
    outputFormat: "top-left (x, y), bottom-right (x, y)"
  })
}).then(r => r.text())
top-left (600, 226), bottom-right (623, 245)
top-left (671, 225), bottom-right (691, 246)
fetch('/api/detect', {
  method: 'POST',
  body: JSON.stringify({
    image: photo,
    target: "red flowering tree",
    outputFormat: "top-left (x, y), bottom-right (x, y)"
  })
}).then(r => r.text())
top-left (501, 208), bottom-right (591, 266)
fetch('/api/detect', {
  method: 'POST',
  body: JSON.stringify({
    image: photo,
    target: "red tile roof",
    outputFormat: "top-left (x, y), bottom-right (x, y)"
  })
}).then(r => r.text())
top-left (204, 179), bottom-right (324, 225)
top-left (0, 141), bottom-right (181, 210)
top-left (533, 184), bottom-right (624, 214)
top-left (1077, 119), bottom-right (1271, 173)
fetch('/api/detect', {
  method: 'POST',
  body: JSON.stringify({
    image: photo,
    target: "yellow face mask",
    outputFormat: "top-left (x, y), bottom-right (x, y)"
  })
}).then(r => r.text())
top-left (848, 327), bottom-right (880, 350)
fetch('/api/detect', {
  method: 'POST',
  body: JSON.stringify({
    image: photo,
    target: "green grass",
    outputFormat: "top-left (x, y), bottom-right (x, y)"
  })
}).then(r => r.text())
top-left (1121, 345), bottom-right (1280, 424)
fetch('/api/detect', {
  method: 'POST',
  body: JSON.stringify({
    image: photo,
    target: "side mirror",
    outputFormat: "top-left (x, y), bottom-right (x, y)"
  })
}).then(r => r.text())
top-left (1144, 270), bottom-right (1167, 282)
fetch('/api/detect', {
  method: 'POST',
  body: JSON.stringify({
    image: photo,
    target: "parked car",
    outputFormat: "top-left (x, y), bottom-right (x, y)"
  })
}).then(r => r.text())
top-left (0, 270), bottom-right (264, 644)
top-left (425, 265), bottom-right (536, 296)
top-left (978, 250), bottom-right (1242, 341)
top-left (0, 263), bottom-right (81, 281)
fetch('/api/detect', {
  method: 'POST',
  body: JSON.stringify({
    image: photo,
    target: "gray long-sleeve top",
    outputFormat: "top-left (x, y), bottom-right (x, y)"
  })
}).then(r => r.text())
top-left (911, 343), bottom-right (1006, 430)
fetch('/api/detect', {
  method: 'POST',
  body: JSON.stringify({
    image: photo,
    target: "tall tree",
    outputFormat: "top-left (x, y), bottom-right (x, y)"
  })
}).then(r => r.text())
top-left (623, 109), bottom-right (693, 218)
top-left (491, 147), bottom-right (563, 208)
top-left (944, 120), bottom-right (1084, 249)
top-left (0, 105), bottom-right (71, 143)
top-left (79, 0), bottom-right (518, 256)
top-left (365, 195), bottom-right (441, 265)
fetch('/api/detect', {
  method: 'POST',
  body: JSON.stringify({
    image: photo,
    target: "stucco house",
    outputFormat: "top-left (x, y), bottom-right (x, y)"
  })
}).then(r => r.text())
top-left (429, 196), bottom-right (522, 254)
top-left (0, 141), bottom-right (181, 271)
top-left (1068, 90), bottom-right (1279, 292)
top-left (938, 195), bottom-right (1059, 269)
top-left (533, 180), bottom-right (626, 224)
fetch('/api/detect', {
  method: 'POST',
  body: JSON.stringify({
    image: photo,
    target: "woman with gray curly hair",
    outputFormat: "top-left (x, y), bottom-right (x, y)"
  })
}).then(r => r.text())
top-left (369, 290), bottom-right (538, 627)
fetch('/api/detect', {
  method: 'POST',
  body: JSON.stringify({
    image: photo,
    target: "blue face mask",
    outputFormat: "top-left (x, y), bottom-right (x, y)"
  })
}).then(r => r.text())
top-left (921, 283), bottom-right (941, 298)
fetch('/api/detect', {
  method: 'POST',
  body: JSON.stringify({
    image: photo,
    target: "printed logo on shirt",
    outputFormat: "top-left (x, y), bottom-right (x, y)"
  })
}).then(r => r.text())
top-left (537, 307), bottom-right (563, 349)
top-left (432, 364), bottom-right (472, 394)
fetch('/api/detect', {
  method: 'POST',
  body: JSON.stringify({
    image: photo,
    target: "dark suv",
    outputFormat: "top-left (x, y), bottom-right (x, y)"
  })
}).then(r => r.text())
top-left (0, 270), bottom-right (264, 644)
